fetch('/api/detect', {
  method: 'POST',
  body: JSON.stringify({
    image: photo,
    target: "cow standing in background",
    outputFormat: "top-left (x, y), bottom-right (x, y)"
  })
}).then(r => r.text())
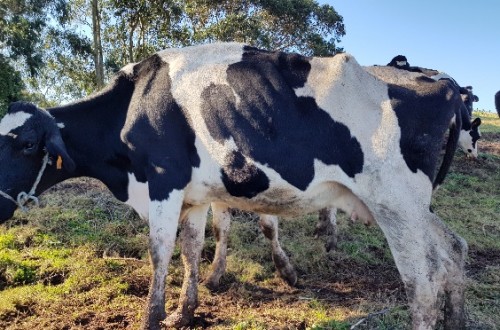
top-left (495, 90), bottom-right (500, 117)
top-left (387, 55), bottom-right (481, 157)
top-left (0, 43), bottom-right (467, 330)
top-left (387, 55), bottom-right (479, 115)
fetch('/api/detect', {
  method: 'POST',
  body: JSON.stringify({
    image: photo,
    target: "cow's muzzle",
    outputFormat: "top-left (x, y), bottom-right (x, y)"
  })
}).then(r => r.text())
top-left (0, 152), bottom-right (49, 212)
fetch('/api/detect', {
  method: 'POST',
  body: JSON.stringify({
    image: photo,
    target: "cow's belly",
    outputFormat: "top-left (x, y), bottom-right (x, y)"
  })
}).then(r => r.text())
top-left (185, 185), bottom-right (320, 217)
top-left (186, 187), bottom-right (321, 217)
top-left (184, 172), bottom-right (367, 218)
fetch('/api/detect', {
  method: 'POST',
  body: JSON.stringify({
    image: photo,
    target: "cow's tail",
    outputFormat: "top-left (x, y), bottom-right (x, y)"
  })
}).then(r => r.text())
top-left (495, 90), bottom-right (500, 118)
top-left (433, 105), bottom-right (462, 190)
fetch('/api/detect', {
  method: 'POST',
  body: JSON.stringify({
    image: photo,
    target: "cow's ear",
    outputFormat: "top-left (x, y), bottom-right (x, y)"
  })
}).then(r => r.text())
top-left (45, 130), bottom-right (76, 172)
top-left (473, 95), bottom-right (479, 102)
top-left (471, 117), bottom-right (481, 128)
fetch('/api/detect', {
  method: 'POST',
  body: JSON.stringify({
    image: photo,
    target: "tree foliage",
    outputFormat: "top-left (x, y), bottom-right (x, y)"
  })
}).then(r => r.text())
top-left (0, 56), bottom-right (24, 117)
top-left (1, 0), bottom-right (345, 104)
top-left (106, 0), bottom-right (345, 65)
top-left (0, 0), bottom-right (69, 76)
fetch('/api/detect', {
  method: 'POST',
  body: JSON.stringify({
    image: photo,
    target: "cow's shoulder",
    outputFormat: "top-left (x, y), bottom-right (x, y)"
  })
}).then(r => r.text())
top-left (119, 51), bottom-right (200, 183)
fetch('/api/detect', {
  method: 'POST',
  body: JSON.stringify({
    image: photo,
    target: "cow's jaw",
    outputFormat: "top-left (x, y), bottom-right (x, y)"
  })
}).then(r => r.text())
top-left (458, 129), bottom-right (478, 158)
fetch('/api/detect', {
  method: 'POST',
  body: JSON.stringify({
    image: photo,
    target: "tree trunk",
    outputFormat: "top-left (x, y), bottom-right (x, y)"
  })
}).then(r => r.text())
top-left (128, 25), bottom-right (135, 63)
top-left (92, 0), bottom-right (105, 89)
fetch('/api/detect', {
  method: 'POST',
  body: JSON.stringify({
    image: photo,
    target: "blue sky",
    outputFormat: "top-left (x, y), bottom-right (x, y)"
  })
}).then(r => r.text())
top-left (319, 0), bottom-right (499, 113)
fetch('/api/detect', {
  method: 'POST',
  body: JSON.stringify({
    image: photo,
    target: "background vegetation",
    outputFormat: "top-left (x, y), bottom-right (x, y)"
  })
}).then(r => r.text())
top-left (0, 114), bottom-right (498, 329)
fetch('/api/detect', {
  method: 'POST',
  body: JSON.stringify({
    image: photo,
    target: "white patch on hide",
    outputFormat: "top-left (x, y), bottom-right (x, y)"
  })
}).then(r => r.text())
top-left (125, 173), bottom-right (150, 220)
top-left (0, 112), bottom-right (32, 136)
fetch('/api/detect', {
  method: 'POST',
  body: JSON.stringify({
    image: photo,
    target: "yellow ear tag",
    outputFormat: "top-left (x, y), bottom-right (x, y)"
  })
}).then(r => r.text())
top-left (56, 156), bottom-right (63, 170)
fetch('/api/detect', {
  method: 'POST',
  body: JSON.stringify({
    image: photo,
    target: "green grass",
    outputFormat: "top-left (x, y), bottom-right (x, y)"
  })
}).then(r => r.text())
top-left (474, 111), bottom-right (500, 133)
top-left (0, 112), bottom-right (498, 329)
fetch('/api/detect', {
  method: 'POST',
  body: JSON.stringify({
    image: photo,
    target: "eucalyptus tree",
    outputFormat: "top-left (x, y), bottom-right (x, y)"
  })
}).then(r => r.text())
top-left (0, 0), bottom-right (71, 112)
top-left (0, 0), bottom-right (69, 75)
top-left (1, 0), bottom-right (345, 105)
top-left (105, 0), bottom-right (345, 68)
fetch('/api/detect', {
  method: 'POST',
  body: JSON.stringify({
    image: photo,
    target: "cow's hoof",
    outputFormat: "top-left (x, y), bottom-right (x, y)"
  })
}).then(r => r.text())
top-left (161, 310), bottom-right (192, 329)
top-left (277, 264), bottom-right (297, 287)
top-left (273, 251), bottom-right (297, 287)
top-left (203, 277), bottom-right (221, 292)
top-left (141, 306), bottom-right (166, 330)
top-left (324, 237), bottom-right (337, 252)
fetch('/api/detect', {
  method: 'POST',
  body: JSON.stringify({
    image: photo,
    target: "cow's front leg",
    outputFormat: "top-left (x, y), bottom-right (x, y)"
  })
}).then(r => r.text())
top-left (142, 191), bottom-right (184, 330)
top-left (203, 202), bottom-right (231, 291)
top-left (314, 208), bottom-right (338, 251)
top-left (259, 214), bottom-right (297, 286)
top-left (163, 203), bottom-right (210, 328)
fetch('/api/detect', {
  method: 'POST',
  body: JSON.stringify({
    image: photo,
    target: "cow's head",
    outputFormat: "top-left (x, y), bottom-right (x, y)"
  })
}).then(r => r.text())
top-left (0, 102), bottom-right (75, 222)
top-left (459, 86), bottom-right (479, 117)
top-left (459, 117), bottom-right (481, 158)
top-left (387, 55), bottom-right (410, 69)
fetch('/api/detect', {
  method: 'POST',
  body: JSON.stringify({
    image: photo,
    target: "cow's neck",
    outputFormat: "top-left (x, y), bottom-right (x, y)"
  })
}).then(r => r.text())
top-left (44, 74), bottom-right (135, 201)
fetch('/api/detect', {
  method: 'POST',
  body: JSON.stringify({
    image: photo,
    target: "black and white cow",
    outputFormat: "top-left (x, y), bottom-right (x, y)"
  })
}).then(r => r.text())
top-left (387, 54), bottom-right (412, 70)
top-left (0, 43), bottom-right (467, 330)
top-left (386, 55), bottom-right (481, 158)
top-left (495, 90), bottom-right (500, 117)
top-left (386, 55), bottom-right (480, 117)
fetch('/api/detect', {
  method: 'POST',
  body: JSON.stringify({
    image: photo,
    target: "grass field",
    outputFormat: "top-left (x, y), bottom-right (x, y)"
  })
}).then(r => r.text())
top-left (0, 112), bottom-right (498, 329)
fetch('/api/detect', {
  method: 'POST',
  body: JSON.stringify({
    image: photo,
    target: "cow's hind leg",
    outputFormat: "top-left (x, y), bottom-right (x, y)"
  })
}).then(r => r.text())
top-left (374, 207), bottom-right (467, 330)
top-left (438, 215), bottom-right (467, 330)
top-left (203, 203), bottom-right (231, 291)
top-left (163, 203), bottom-right (210, 328)
top-left (259, 215), bottom-right (297, 286)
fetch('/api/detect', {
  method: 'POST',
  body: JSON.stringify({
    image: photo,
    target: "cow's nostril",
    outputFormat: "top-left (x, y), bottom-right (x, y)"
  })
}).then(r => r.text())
top-left (467, 149), bottom-right (472, 153)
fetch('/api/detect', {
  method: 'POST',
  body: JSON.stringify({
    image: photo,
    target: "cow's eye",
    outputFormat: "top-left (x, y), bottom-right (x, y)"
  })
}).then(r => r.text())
top-left (23, 142), bottom-right (37, 154)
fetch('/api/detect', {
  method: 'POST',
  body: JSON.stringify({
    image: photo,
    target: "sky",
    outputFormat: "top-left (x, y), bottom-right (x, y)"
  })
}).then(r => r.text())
top-left (319, 0), bottom-right (499, 113)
